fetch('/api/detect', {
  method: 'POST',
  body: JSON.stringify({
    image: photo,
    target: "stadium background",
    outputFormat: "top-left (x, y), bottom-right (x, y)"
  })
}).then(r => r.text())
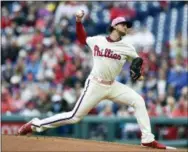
top-left (1, 1), bottom-right (188, 147)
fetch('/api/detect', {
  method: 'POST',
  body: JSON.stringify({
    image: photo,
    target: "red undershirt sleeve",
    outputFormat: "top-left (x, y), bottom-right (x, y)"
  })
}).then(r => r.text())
top-left (76, 21), bottom-right (87, 45)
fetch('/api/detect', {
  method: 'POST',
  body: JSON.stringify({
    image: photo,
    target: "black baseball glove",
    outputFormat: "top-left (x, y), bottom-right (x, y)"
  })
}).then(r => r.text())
top-left (130, 57), bottom-right (143, 82)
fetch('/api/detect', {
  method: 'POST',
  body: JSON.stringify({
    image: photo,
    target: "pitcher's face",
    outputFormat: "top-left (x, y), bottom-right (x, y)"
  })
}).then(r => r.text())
top-left (114, 23), bottom-right (128, 36)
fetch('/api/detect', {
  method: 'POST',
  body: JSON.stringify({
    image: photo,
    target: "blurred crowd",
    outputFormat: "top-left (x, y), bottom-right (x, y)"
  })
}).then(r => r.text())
top-left (1, 1), bottom-right (188, 139)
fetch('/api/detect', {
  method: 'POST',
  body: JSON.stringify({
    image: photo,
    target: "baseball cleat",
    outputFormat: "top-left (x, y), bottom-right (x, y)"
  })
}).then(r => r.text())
top-left (141, 140), bottom-right (176, 150)
top-left (166, 146), bottom-right (177, 150)
top-left (18, 120), bottom-right (33, 135)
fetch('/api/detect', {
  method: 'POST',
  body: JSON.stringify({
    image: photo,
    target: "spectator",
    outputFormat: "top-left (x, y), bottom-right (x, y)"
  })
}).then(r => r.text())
top-left (172, 99), bottom-right (188, 117)
top-left (20, 100), bottom-right (41, 117)
top-left (110, 2), bottom-right (136, 20)
top-left (169, 32), bottom-right (187, 59)
top-left (24, 51), bottom-right (41, 79)
top-left (99, 104), bottom-right (115, 117)
top-left (11, 90), bottom-right (26, 113)
top-left (164, 96), bottom-right (176, 117)
top-left (2, 87), bottom-right (13, 114)
top-left (148, 102), bottom-right (158, 117)
top-left (35, 88), bottom-right (52, 114)
top-left (157, 69), bottom-right (167, 98)
top-left (2, 59), bottom-right (14, 83)
top-left (118, 107), bottom-right (140, 139)
top-left (167, 57), bottom-right (188, 98)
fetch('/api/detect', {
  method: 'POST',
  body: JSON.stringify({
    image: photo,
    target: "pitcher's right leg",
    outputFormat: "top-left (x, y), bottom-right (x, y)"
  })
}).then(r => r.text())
top-left (18, 79), bottom-right (108, 135)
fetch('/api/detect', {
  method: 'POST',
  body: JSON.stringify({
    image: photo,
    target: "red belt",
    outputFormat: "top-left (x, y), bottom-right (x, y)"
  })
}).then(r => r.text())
top-left (90, 76), bottom-right (114, 85)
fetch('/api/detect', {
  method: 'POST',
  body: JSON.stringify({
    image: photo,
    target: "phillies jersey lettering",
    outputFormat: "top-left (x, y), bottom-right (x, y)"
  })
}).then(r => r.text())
top-left (86, 35), bottom-right (139, 81)
top-left (94, 45), bottom-right (121, 60)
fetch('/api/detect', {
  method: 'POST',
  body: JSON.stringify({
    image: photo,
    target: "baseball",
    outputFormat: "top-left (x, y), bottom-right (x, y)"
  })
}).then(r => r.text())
top-left (76, 10), bottom-right (84, 18)
top-left (138, 76), bottom-right (144, 81)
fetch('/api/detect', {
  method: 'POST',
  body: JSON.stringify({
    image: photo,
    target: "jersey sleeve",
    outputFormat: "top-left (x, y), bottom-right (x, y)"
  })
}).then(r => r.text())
top-left (86, 36), bottom-right (95, 46)
top-left (128, 47), bottom-right (139, 59)
top-left (122, 45), bottom-right (139, 61)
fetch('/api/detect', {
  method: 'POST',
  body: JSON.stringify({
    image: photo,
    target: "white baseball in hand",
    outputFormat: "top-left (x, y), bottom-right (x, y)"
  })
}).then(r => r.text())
top-left (76, 10), bottom-right (84, 18)
top-left (138, 76), bottom-right (144, 81)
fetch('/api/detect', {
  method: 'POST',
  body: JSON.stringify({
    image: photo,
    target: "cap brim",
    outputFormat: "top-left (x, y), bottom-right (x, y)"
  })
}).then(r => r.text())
top-left (108, 20), bottom-right (133, 32)
top-left (121, 21), bottom-right (133, 28)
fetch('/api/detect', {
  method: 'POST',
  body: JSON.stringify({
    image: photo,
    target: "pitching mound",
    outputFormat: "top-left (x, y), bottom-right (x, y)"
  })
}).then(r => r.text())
top-left (2, 135), bottom-right (187, 152)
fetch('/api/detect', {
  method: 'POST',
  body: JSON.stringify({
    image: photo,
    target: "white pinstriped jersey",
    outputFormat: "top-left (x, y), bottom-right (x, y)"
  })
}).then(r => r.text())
top-left (86, 35), bottom-right (139, 81)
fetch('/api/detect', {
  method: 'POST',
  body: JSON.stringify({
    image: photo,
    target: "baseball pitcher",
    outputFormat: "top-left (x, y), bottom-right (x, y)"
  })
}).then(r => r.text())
top-left (18, 10), bottom-right (175, 150)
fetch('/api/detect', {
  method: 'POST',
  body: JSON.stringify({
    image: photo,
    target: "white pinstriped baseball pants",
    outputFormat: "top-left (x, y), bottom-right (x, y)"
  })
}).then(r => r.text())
top-left (31, 77), bottom-right (155, 143)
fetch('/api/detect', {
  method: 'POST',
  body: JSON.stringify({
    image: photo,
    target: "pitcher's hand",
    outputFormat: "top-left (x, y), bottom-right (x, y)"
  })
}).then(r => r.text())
top-left (138, 75), bottom-right (144, 81)
top-left (76, 10), bottom-right (84, 22)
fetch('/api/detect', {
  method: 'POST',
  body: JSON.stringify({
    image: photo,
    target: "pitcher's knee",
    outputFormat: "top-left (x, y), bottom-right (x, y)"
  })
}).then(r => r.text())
top-left (71, 116), bottom-right (82, 124)
top-left (134, 96), bottom-right (146, 108)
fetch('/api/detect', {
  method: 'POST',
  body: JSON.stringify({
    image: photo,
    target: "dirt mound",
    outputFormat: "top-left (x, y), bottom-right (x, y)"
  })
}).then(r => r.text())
top-left (2, 135), bottom-right (187, 152)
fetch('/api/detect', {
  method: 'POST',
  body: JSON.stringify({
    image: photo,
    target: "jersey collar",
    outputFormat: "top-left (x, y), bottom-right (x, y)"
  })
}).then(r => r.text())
top-left (106, 36), bottom-right (121, 43)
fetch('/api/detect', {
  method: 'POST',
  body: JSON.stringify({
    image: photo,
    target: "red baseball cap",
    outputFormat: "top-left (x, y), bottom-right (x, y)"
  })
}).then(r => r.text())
top-left (109, 17), bottom-right (133, 32)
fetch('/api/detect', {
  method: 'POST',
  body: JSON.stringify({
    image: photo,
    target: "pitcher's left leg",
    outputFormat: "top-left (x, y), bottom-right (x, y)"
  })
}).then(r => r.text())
top-left (108, 81), bottom-right (154, 143)
top-left (108, 81), bottom-right (176, 149)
